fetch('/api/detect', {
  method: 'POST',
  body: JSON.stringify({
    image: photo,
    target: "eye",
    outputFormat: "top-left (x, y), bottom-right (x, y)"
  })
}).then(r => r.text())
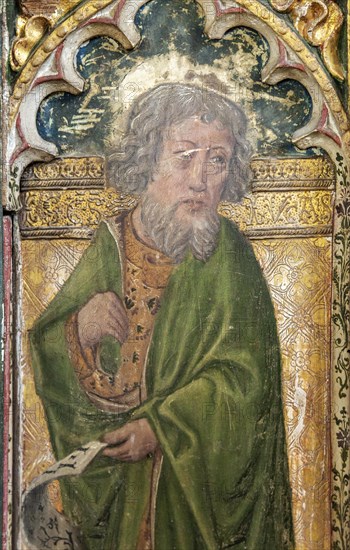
top-left (176, 150), bottom-right (194, 161)
top-left (210, 155), bottom-right (226, 165)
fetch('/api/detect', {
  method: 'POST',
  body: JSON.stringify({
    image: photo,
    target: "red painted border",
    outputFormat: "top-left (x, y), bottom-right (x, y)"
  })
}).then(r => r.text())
top-left (214, 0), bottom-right (245, 15)
top-left (2, 217), bottom-right (12, 550)
top-left (317, 104), bottom-right (342, 147)
top-left (9, 113), bottom-right (30, 165)
top-left (82, 0), bottom-right (128, 27)
top-left (32, 43), bottom-right (65, 88)
top-left (277, 39), bottom-right (306, 73)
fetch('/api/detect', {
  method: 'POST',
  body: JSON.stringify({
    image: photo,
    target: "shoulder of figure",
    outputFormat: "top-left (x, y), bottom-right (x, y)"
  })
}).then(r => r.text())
top-left (218, 215), bottom-right (275, 311)
top-left (219, 215), bottom-right (254, 252)
top-left (94, 209), bottom-right (131, 246)
top-left (218, 215), bottom-right (266, 275)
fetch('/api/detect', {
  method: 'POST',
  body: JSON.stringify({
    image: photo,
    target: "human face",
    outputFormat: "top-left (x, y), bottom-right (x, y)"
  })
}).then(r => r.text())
top-left (145, 116), bottom-right (234, 218)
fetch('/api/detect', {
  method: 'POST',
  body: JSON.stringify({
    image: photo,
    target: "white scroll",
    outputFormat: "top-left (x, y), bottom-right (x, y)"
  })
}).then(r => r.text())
top-left (22, 441), bottom-right (107, 550)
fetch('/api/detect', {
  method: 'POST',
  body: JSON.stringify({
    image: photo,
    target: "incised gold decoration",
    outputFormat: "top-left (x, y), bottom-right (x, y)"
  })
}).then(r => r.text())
top-left (251, 157), bottom-right (334, 190)
top-left (19, 155), bottom-right (335, 239)
top-left (220, 190), bottom-right (333, 236)
top-left (19, 188), bottom-right (333, 238)
top-left (19, 189), bottom-right (136, 231)
top-left (18, 156), bottom-right (335, 239)
top-left (21, 157), bottom-right (105, 189)
top-left (21, 156), bottom-right (335, 190)
top-left (269, 0), bottom-right (345, 80)
top-left (22, 239), bottom-right (89, 493)
top-left (253, 237), bottom-right (332, 550)
top-left (10, 14), bottom-right (51, 71)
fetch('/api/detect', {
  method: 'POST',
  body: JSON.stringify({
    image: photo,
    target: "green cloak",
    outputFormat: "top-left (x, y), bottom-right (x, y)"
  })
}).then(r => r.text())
top-left (30, 214), bottom-right (294, 549)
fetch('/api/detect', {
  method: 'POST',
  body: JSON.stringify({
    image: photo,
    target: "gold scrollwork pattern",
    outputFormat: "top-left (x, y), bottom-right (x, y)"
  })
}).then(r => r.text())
top-left (21, 239), bottom-right (89, 506)
top-left (251, 157), bottom-right (335, 190)
top-left (21, 157), bottom-right (105, 189)
top-left (21, 156), bottom-right (335, 191)
top-left (253, 237), bottom-right (332, 550)
top-left (220, 190), bottom-right (333, 235)
top-left (19, 189), bottom-right (333, 239)
top-left (19, 189), bottom-right (136, 231)
top-left (19, 156), bottom-right (335, 239)
top-left (269, 0), bottom-right (345, 80)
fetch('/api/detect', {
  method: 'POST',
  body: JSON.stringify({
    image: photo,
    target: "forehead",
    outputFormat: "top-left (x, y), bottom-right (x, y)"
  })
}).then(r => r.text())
top-left (164, 117), bottom-right (233, 149)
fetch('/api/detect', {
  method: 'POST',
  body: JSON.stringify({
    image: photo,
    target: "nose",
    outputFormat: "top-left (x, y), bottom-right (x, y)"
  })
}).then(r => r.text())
top-left (188, 156), bottom-right (207, 192)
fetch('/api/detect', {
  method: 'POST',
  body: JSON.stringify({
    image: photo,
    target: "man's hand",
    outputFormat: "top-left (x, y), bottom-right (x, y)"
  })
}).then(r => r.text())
top-left (101, 419), bottom-right (159, 462)
top-left (77, 291), bottom-right (129, 348)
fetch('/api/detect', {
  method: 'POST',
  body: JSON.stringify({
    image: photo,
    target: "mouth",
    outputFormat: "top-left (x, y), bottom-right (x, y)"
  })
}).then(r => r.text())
top-left (181, 199), bottom-right (206, 211)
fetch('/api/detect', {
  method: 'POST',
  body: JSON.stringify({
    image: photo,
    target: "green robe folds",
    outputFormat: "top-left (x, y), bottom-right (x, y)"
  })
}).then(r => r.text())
top-left (30, 214), bottom-right (294, 549)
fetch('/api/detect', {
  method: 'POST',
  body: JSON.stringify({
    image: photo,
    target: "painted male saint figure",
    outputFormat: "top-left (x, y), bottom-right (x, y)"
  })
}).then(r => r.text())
top-left (30, 84), bottom-right (294, 549)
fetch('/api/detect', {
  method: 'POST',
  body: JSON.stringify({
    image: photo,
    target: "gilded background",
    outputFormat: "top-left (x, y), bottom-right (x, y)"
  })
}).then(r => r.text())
top-left (3, 0), bottom-right (346, 547)
top-left (19, 155), bottom-right (333, 549)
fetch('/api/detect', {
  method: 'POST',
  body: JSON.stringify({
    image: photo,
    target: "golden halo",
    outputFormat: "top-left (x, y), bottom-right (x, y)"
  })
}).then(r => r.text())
top-left (105, 50), bottom-right (260, 148)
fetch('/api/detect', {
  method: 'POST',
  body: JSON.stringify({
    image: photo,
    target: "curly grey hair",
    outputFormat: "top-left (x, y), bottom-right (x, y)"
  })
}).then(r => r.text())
top-left (106, 83), bottom-right (252, 202)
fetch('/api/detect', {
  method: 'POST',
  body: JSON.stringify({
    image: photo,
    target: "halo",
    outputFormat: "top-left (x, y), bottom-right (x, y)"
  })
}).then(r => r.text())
top-left (104, 51), bottom-right (259, 149)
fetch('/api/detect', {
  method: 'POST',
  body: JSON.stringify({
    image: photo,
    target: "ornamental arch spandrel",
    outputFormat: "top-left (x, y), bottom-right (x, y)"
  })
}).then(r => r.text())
top-left (1, 1), bottom-right (349, 549)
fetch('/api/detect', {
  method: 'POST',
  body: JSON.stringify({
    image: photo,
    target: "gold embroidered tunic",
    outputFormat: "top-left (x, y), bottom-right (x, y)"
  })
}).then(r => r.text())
top-left (66, 211), bottom-right (175, 410)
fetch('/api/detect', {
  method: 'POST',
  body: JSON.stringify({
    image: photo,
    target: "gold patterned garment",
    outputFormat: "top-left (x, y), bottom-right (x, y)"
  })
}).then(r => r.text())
top-left (66, 212), bottom-right (175, 410)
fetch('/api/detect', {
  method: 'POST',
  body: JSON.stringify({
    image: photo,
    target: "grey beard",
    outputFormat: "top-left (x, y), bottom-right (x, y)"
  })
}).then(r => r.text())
top-left (140, 195), bottom-right (221, 263)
